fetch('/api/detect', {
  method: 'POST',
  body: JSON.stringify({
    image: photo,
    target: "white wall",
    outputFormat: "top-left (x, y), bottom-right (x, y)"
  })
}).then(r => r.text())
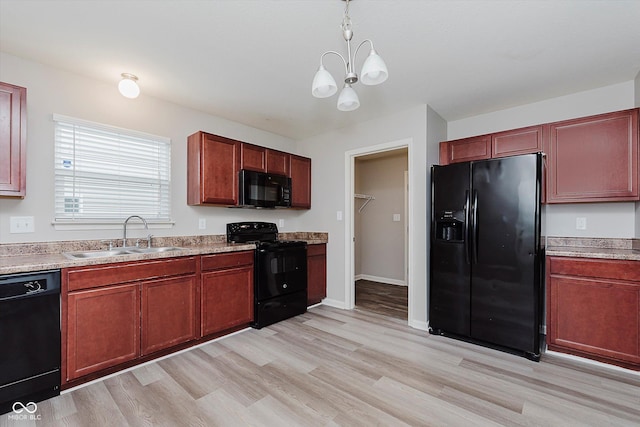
top-left (448, 81), bottom-right (638, 238)
top-left (0, 52), bottom-right (305, 243)
top-left (296, 104), bottom-right (445, 330)
top-left (355, 151), bottom-right (408, 284)
top-left (635, 71), bottom-right (640, 108)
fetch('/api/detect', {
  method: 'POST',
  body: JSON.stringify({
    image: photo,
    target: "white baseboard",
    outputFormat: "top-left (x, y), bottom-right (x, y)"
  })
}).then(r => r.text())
top-left (319, 298), bottom-right (347, 309)
top-left (355, 274), bottom-right (407, 286)
top-left (409, 319), bottom-right (429, 331)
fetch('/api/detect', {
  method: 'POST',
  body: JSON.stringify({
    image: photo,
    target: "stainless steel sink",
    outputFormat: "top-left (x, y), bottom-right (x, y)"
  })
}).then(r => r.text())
top-left (125, 246), bottom-right (185, 254)
top-left (64, 249), bottom-right (130, 259)
top-left (64, 247), bottom-right (185, 259)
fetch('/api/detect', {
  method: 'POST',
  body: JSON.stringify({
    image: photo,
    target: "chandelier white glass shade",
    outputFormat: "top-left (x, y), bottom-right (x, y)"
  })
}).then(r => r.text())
top-left (337, 84), bottom-right (360, 111)
top-left (118, 73), bottom-right (140, 99)
top-left (311, 0), bottom-right (388, 111)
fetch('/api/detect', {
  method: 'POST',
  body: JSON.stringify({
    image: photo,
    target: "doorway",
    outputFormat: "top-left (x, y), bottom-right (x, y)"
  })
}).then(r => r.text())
top-left (353, 149), bottom-right (408, 320)
top-left (344, 138), bottom-right (412, 324)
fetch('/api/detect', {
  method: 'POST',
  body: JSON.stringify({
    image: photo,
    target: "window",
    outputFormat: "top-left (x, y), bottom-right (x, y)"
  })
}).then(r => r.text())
top-left (53, 114), bottom-right (171, 224)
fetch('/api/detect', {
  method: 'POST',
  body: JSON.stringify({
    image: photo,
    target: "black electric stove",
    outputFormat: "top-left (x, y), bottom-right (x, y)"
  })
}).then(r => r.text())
top-left (227, 222), bottom-right (307, 328)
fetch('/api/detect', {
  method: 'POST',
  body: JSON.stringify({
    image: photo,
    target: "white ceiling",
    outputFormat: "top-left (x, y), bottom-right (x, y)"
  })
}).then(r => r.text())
top-left (1, 0), bottom-right (639, 140)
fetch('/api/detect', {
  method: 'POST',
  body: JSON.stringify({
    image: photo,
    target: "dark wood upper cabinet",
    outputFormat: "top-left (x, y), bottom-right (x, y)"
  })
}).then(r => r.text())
top-left (187, 131), bottom-right (311, 209)
top-left (290, 154), bottom-right (311, 209)
top-left (0, 82), bottom-right (27, 198)
top-left (240, 143), bottom-right (266, 172)
top-left (546, 108), bottom-right (639, 203)
top-left (187, 132), bottom-right (240, 206)
top-left (439, 108), bottom-right (639, 204)
top-left (439, 135), bottom-right (491, 165)
top-left (440, 125), bottom-right (543, 165)
top-left (492, 125), bottom-right (543, 158)
top-left (266, 149), bottom-right (290, 176)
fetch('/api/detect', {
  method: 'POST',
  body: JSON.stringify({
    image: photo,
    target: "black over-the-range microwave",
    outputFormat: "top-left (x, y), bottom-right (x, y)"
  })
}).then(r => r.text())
top-left (238, 169), bottom-right (291, 208)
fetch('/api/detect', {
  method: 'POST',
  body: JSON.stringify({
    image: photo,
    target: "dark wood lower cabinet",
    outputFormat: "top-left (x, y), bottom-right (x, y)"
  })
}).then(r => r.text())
top-left (62, 251), bottom-right (259, 387)
top-left (141, 275), bottom-right (197, 355)
top-left (307, 243), bottom-right (327, 305)
top-left (66, 284), bottom-right (140, 381)
top-left (201, 265), bottom-right (253, 336)
top-left (200, 251), bottom-right (254, 336)
top-left (547, 256), bottom-right (640, 370)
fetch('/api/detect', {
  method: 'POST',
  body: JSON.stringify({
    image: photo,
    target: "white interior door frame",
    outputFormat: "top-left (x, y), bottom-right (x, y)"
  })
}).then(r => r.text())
top-left (344, 138), bottom-right (413, 317)
top-left (404, 170), bottom-right (409, 285)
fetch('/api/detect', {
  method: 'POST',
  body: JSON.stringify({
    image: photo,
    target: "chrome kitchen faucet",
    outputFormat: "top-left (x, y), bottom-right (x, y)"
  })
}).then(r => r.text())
top-left (122, 215), bottom-right (151, 248)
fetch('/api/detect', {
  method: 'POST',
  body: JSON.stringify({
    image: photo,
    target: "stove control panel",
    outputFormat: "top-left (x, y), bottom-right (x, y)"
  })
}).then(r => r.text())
top-left (227, 222), bottom-right (279, 243)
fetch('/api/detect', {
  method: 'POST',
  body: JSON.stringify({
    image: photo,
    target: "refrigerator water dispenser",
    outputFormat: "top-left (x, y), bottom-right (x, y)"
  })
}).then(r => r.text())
top-left (436, 215), bottom-right (464, 241)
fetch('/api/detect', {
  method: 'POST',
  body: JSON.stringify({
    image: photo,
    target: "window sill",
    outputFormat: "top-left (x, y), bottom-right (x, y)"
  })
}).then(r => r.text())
top-left (52, 220), bottom-right (175, 231)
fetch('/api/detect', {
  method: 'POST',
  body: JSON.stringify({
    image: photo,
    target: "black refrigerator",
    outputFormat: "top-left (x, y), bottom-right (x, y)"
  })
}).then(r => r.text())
top-left (429, 153), bottom-right (543, 360)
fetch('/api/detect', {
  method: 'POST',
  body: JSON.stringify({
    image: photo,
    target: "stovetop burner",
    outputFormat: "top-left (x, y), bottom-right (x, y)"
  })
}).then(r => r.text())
top-left (226, 222), bottom-right (306, 247)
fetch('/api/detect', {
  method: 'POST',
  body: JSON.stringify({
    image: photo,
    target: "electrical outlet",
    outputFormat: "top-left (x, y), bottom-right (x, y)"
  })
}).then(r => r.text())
top-left (278, 219), bottom-right (285, 228)
top-left (392, 214), bottom-right (401, 222)
top-left (10, 216), bottom-right (35, 233)
top-left (337, 211), bottom-right (343, 221)
top-left (198, 218), bottom-right (206, 230)
top-left (576, 217), bottom-right (587, 230)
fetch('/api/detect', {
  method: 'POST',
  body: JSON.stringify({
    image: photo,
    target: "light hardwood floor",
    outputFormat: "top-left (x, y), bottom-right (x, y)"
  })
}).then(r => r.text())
top-left (3, 305), bottom-right (639, 426)
top-left (355, 280), bottom-right (408, 320)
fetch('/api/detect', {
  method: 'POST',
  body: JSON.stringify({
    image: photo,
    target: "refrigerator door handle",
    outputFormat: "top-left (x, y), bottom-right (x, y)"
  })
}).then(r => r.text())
top-left (472, 189), bottom-right (479, 264)
top-left (464, 190), bottom-right (470, 264)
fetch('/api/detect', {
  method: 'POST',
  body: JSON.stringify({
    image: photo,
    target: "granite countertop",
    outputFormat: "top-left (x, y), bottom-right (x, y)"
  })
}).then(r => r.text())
top-left (545, 237), bottom-right (640, 261)
top-left (0, 232), bottom-right (328, 275)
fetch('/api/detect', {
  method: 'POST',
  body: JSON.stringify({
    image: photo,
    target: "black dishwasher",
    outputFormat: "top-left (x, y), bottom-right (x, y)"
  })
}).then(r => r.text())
top-left (0, 270), bottom-right (61, 415)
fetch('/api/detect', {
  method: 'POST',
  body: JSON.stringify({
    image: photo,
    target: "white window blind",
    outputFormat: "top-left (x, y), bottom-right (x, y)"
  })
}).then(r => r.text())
top-left (53, 114), bottom-right (171, 223)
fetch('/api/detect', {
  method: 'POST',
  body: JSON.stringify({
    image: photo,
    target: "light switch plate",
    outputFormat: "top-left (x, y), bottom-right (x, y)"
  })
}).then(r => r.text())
top-left (10, 216), bottom-right (35, 233)
top-left (278, 219), bottom-right (285, 228)
top-left (198, 218), bottom-right (206, 230)
top-left (576, 217), bottom-right (587, 230)
top-left (393, 214), bottom-right (401, 222)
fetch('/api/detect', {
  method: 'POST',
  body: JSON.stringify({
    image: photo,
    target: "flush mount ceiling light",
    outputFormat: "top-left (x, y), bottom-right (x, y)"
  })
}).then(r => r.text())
top-left (118, 73), bottom-right (140, 99)
top-left (311, 0), bottom-right (388, 112)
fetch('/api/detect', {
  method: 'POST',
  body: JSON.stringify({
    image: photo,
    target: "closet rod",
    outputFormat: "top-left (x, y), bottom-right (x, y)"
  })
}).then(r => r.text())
top-left (354, 193), bottom-right (375, 212)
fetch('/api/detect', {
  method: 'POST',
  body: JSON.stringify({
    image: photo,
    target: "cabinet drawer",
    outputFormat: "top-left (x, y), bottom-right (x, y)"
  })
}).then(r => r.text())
top-left (307, 243), bottom-right (326, 257)
top-left (67, 257), bottom-right (197, 291)
top-left (201, 251), bottom-right (254, 271)
top-left (548, 256), bottom-right (640, 282)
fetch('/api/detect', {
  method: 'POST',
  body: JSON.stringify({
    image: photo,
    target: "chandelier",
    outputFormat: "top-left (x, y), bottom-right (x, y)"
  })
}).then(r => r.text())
top-left (311, 0), bottom-right (388, 111)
